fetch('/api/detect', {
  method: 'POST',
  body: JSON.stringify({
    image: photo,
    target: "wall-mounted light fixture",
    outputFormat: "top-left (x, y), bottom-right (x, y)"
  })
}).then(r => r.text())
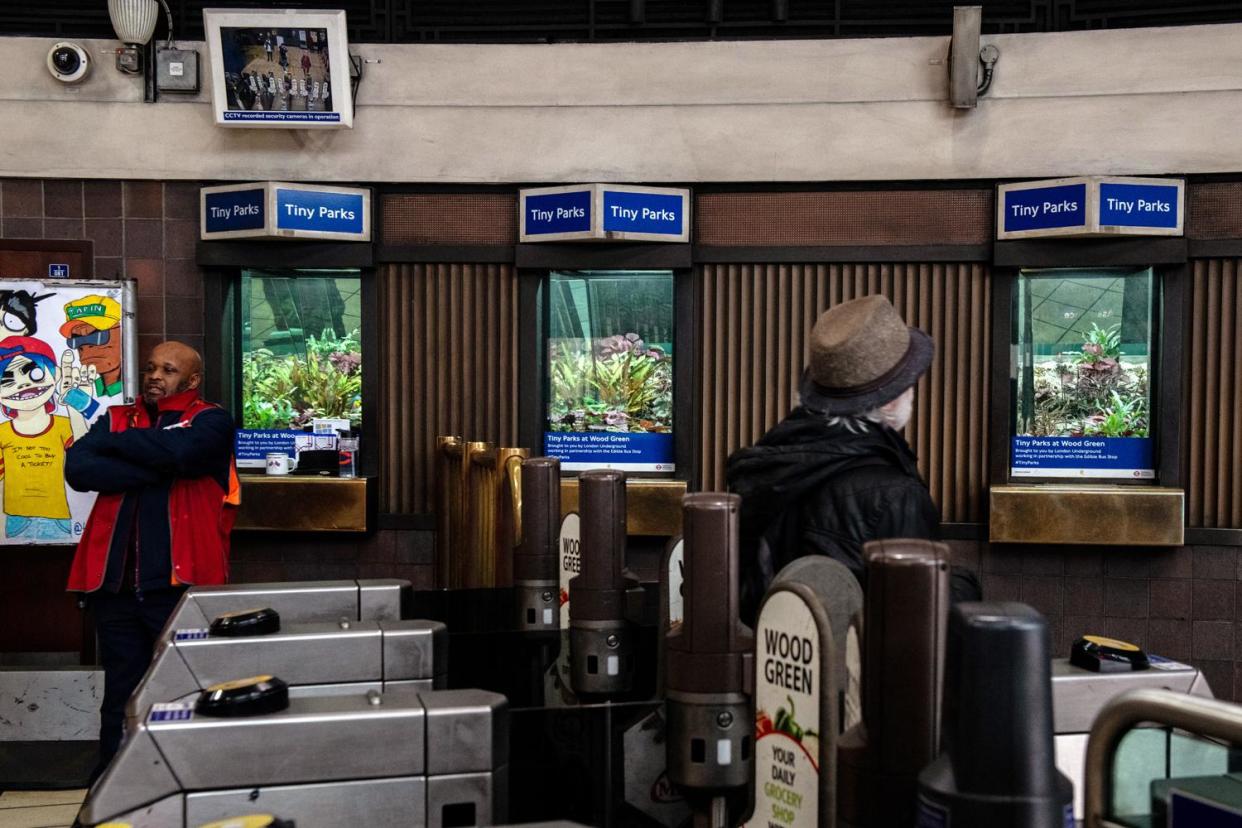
top-left (108, 0), bottom-right (160, 74)
top-left (949, 5), bottom-right (1000, 109)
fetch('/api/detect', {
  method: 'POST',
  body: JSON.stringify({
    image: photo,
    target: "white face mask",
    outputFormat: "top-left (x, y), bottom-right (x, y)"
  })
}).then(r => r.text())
top-left (881, 387), bottom-right (915, 431)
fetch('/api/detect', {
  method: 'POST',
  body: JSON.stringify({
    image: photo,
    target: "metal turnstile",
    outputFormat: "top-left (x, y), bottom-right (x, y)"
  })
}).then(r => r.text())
top-left (127, 617), bottom-right (448, 730)
top-left (161, 579), bottom-right (412, 634)
top-left (1084, 688), bottom-right (1242, 827)
top-left (1052, 655), bottom-right (1214, 821)
top-left (80, 687), bottom-right (508, 828)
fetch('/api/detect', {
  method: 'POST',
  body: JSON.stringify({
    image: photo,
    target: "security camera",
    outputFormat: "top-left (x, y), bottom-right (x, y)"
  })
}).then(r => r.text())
top-left (47, 42), bottom-right (90, 84)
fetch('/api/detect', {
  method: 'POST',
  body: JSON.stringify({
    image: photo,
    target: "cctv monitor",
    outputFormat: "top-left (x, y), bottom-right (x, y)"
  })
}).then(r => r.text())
top-left (203, 8), bottom-right (353, 129)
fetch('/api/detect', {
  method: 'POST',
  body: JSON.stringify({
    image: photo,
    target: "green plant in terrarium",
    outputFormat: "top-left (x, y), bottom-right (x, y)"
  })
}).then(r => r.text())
top-left (1083, 390), bottom-right (1148, 438)
top-left (242, 329), bottom-right (363, 430)
top-left (547, 333), bottom-right (672, 434)
top-left (1023, 323), bottom-right (1149, 438)
top-left (1072, 323), bottom-right (1122, 366)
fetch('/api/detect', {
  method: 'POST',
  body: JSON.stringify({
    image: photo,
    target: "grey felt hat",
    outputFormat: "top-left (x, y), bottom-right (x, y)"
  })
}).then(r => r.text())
top-left (798, 294), bottom-right (934, 416)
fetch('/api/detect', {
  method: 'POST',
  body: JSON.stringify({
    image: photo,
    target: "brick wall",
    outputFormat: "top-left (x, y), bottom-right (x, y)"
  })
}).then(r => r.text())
top-left (949, 541), bottom-right (1242, 702)
top-left (0, 177), bottom-right (204, 358)
top-left (229, 529), bottom-right (436, 589)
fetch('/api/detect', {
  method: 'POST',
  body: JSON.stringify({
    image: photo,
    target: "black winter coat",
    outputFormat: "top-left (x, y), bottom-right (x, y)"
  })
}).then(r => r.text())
top-left (726, 407), bottom-right (946, 622)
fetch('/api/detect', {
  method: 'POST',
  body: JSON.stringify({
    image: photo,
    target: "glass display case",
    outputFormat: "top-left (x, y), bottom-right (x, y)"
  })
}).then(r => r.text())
top-left (1011, 267), bottom-right (1155, 481)
top-left (239, 267), bottom-right (363, 433)
top-left (543, 269), bottom-right (675, 473)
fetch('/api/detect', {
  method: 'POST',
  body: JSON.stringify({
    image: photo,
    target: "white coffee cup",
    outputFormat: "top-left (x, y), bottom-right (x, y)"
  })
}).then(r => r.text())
top-left (265, 452), bottom-right (296, 475)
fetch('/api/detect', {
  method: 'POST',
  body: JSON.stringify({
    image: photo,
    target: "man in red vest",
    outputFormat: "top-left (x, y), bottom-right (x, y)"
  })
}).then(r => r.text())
top-left (66, 341), bottom-right (237, 778)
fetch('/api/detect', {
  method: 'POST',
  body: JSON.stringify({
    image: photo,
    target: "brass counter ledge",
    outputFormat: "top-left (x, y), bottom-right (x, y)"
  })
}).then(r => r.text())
top-left (236, 476), bottom-right (370, 532)
top-left (560, 478), bottom-right (687, 537)
top-left (989, 485), bottom-right (1184, 546)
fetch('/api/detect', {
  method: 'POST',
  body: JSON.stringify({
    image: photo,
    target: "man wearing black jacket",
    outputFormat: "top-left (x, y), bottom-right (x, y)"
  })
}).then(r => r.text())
top-left (727, 295), bottom-right (980, 623)
top-left (66, 341), bottom-right (236, 778)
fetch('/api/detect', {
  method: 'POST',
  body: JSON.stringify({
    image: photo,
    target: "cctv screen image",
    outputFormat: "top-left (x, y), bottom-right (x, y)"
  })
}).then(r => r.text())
top-left (219, 27), bottom-right (338, 123)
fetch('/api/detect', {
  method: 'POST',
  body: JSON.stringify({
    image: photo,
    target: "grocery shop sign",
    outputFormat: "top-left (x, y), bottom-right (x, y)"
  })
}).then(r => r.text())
top-left (746, 585), bottom-right (832, 828)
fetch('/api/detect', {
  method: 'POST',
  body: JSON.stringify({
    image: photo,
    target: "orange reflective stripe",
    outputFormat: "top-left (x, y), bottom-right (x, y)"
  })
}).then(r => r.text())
top-left (224, 462), bottom-right (241, 507)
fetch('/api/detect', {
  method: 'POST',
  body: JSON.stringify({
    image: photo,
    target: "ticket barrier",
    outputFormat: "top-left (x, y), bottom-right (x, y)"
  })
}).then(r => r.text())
top-left (126, 611), bottom-right (448, 731)
top-left (1051, 653), bottom-right (1213, 822)
top-left (665, 493), bottom-right (754, 828)
top-left (918, 602), bottom-right (1074, 827)
top-left (78, 685), bottom-right (508, 828)
top-left (161, 578), bottom-right (413, 633)
top-left (410, 462), bottom-right (666, 826)
top-left (569, 469), bottom-right (646, 698)
top-left (838, 540), bottom-right (950, 828)
top-left (1083, 688), bottom-right (1242, 827)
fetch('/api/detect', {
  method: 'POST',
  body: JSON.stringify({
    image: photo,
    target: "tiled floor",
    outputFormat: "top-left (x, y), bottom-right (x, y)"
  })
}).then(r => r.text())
top-left (0, 789), bottom-right (85, 828)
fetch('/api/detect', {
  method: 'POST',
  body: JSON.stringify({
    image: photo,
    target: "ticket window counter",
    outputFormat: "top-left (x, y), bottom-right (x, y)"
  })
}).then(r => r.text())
top-left (516, 244), bottom-right (695, 541)
top-left (200, 242), bottom-right (377, 532)
top-left (988, 239), bottom-right (1187, 546)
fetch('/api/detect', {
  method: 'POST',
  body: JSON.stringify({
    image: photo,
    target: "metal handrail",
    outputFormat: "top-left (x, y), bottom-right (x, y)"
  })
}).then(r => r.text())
top-left (1084, 688), bottom-right (1242, 827)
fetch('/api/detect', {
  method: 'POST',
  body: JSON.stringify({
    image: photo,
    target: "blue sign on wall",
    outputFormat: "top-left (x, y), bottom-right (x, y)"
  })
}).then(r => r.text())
top-left (1002, 183), bottom-right (1088, 234)
top-left (48, 264), bottom-right (69, 278)
top-left (204, 188), bottom-right (265, 233)
top-left (201, 182), bottom-right (370, 241)
top-left (544, 431), bottom-right (675, 472)
top-left (524, 190), bottom-right (593, 236)
top-left (275, 188), bottom-right (366, 235)
top-left (998, 176), bottom-right (1184, 239)
top-left (601, 189), bottom-right (685, 237)
top-left (1098, 182), bottom-right (1180, 229)
top-left (235, 429), bottom-right (301, 468)
top-left (520, 184), bottom-right (690, 242)
top-left (1011, 436), bottom-right (1154, 479)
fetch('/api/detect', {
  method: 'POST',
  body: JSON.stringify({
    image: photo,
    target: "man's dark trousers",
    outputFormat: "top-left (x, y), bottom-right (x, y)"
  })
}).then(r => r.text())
top-left (92, 586), bottom-right (186, 775)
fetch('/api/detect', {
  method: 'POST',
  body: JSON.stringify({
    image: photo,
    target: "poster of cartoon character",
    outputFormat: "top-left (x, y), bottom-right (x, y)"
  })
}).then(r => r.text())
top-left (0, 281), bottom-right (136, 545)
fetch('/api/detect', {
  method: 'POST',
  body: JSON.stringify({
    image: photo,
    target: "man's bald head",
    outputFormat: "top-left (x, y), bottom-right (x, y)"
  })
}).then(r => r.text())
top-left (142, 341), bottom-right (203, 405)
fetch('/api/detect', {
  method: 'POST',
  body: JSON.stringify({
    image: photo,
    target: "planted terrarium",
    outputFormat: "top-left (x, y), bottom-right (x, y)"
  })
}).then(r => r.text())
top-left (235, 269), bottom-right (362, 467)
top-left (544, 270), bottom-right (675, 472)
top-left (1012, 267), bottom-right (1154, 479)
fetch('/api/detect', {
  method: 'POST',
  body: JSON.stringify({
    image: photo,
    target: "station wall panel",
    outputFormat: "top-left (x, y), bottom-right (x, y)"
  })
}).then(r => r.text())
top-left (377, 262), bottom-right (519, 515)
top-left (697, 260), bottom-right (991, 523)
top-left (1185, 258), bottom-right (1242, 528)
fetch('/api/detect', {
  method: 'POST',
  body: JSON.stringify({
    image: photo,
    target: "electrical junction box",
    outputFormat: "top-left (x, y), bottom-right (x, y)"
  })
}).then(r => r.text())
top-left (157, 48), bottom-right (199, 93)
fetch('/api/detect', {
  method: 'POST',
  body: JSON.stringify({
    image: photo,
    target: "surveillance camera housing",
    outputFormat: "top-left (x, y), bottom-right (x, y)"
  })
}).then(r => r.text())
top-left (47, 42), bottom-right (90, 84)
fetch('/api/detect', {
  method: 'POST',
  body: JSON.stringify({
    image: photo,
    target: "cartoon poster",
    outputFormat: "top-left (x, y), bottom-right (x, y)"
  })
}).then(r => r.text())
top-left (0, 280), bottom-right (136, 545)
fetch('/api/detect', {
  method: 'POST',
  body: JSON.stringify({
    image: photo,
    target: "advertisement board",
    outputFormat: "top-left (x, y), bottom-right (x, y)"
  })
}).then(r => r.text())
top-left (0, 279), bottom-right (137, 545)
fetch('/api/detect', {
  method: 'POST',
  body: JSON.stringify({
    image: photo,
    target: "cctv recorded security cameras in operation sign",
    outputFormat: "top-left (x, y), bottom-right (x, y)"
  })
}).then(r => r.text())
top-left (47, 42), bottom-right (90, 83)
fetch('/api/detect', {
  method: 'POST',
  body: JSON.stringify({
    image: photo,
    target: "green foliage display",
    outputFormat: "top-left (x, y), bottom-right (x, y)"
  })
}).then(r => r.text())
top-left (242, 329), bottom-right (362, 430)
top-left (548, 333), bottom-right (673, 434)
top-left (1024, 323), bottom-right (1148, 439)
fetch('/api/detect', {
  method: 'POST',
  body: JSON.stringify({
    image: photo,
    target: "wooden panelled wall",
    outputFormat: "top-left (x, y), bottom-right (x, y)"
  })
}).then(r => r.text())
top-left (372, 186), bottom-right (1242, 531)
top-left (378, 263), bottom-right (519, 515)
top-left (1186, 258), bottom-right (1242, 528)
top-left (698, 262), bottom-right (991, 523)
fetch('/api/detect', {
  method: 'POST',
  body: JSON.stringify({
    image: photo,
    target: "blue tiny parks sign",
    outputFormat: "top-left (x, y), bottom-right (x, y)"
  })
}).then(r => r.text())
top-left (1000, 181), bottom-right (1088, 235)
top-left (1098, 180), bottom-right (1181, 231)
top-left (1011, 435), bottom-right (1155, 480)
top-left (200, 182), bottom-right (371, 242)
top-left (998, 176), bottom-right (1183, 240)
top-left (522, 188), bottom-right (593, 240)
top-left (520, 184), bottom-right (690, 243)
top-left (544, 431), bottom-right (675, 473)
top-left (274, 187), bottom-right (366, 236)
